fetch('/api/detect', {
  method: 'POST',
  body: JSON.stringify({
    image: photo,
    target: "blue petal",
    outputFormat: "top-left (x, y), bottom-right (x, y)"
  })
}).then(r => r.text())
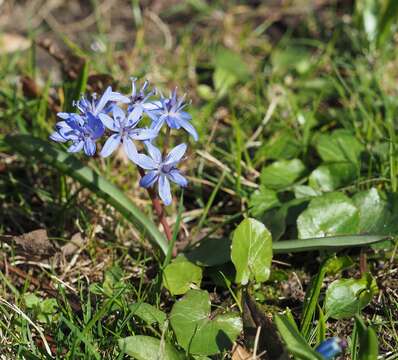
top-left (315, 338), bottom-right (344, 359)
top-left (143, 101), bottom-right (162, 111)
top-left (49, 131), bottom-right (67, 143)
top-left (87, 113), bottom-right (105, 139)
top-left (94, 86), bottom-right (112, 115)
top-left (100, 134), bottom-right (121, 158)
top-left (57, 112), bottom-right (70, 120)
top-left (167, 169), bottom-right (188, 187)
top-left (123, 136), bottom-right (138, 162)
top-left (109, 91), bottom-right (130, 104)
top-left (84, 138), bottom-right (96, 156)
top-left (158, 175), bottom-right (172, 205)
top-left (67, 140), bottom-right (84, 153)
top-left (139, 170), bottom-right (159, 188)
top-left (134, 153), bottom-right (158, 170)
top-left (164, 143), bottom-right (187, 165)
top-left (145, 141), bottom-right (162, 163)
top-left (178, 117), bottom-right (198, 141)
top-left (126, 106), bottom-right (143, 128)
top-left (99, 113), bottom-right (119, 131)
top-left (59, 127), bottom-right (78, 141)
top-left (129, 128), bottom-right (158, 141)
top-left (165, 115), bottom-right (181, 129)
top-left (150, 116), bottom-right (165, 132)
top-left (146, 109), bottom-right (163, 123)
top-left (179, 111), bottom-right (192, 120)
top-left (66, 114), bottom-right (84, 130)
top-left (55, 121), bottom-right (69, 129)
top-left (112, 105), bottom-right (126, 125)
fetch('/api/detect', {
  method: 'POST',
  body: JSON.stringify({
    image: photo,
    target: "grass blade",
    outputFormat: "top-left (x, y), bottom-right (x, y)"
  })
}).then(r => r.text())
top-left (5, 135), bottom-right (168, 255)
top-left (273, 235), bottom-right (390, 254)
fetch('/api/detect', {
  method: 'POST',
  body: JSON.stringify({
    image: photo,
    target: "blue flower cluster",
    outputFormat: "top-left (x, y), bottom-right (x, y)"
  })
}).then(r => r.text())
top-left (50, 79), bottom-right (197, 205)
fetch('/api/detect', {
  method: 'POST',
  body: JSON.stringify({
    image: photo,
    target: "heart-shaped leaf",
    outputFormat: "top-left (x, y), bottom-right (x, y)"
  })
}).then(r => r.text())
top-left (260, 159), bottom-right (306, 190)
top-left (249, 186), bottom-right (280, 218)
top-left (170, 289), bottom-right (242, 356)
top-left (256, 129), bottom-right (301, 161)
top-left (297, 192), bottom-right (359, 238)
top-left (324, 273), bottom-right (378, 319)
top-left (353, 188), bottom-right (398, 238)
top-left (231, 218), bottom-right (273, 285)
top-left (163, 258), bottom-right (202, 295)
top-left (118, 335), bottom-right (184, 360)
top-left (184, 237), bottom-right (231, 267)
top-left (315, 130), bottom-right (364, 164)
top-left (129, 302), bottom-right (166, 328)
top-left (309, 162), bottom-right (356, 192)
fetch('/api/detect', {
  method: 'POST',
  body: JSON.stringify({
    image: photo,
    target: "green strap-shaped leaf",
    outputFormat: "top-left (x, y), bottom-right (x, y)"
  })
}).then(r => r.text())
top-left (5, 135), bottom-right (168, 255)
top-left (273, 234), bottom-right (390, 253)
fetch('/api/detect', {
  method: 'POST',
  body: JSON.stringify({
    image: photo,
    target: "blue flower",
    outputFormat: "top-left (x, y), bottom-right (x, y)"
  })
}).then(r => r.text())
top-left (136, 142), bottom-right (188, 205)
top-left (50, 113), bottom-right (105, 156)
top-left (315, 337), bottom-right (346, 359)
top-left (74, 86), bottom-right (130, 118)
top-left (147, 88), bottom-right (198, 141)
top-left (99, 105), bottom-right (158, 160)
top-left (128, 78), bottom-right (157, 119)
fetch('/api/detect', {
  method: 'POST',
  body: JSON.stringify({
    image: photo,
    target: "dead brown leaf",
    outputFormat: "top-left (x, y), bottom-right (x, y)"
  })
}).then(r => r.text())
top-left (0, 229), bottom-right (55, 258)
top-left (61, 232), bottom-right (86, 257)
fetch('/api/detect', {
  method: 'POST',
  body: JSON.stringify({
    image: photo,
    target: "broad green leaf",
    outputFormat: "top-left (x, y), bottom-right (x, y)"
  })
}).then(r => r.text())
top-left (129, 302), bottom-right (166, 328)
top-left (262, 207), bottom-right (287, 241)
top-left (231, 218), bottom-right (273, 285)
top-left (297, 192), bottom-right (359, 238)
top-left (261, 159), bottom-right (306, 190)
top-left (353, 188), bottom-right (398, 237)
top-left (163, 258), bottom-right (202, 295)
top-left (5, 135), bottom-right (168, 255)
top-left (184, 237), bottom-right (231, 267)
top-left (355, 316), bottom-right (379, 360)
top-left (263, 198), bottom-right (308, 241)
top-left (309, 163), bottom-right (357, 192)
top-left (316, 130), bottom-right (364, 164)
top-left (118, 336), bottom-right (183, 360)
top-left (256, 130), bottom-right (301, 161)
top-left (324, 274), bottom-right (378, 320)
top-left (249, 186), bottom-right (280, 218)
top-left (275, 312), bottom-right (323, 360)
top-left (294, 185), bottom-right (321, 199)
top-left (170, 289), bottom-right (241, 355)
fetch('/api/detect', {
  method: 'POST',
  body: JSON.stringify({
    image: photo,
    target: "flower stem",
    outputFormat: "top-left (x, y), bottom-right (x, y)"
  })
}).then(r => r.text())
top-left (137, 167), bottom-right (175, 255)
